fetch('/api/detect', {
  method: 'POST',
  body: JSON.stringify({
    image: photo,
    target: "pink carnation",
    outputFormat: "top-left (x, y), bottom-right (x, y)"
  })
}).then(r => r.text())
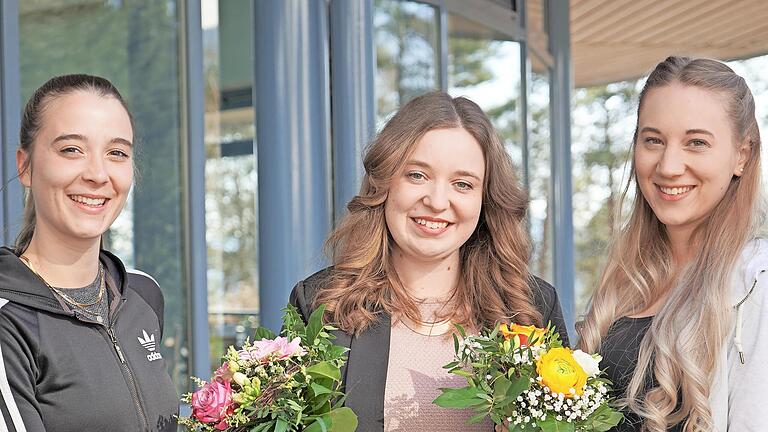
top-left (191, 380), bottom-right (235, 430)
top-left (238, 336), bottom-right (305, 362)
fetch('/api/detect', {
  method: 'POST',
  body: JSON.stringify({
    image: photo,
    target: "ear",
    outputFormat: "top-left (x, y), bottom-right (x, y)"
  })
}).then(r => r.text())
top-left (16, 148), bottom-right (31, 187)
top-left (733, 139), bottom-right (752, 177)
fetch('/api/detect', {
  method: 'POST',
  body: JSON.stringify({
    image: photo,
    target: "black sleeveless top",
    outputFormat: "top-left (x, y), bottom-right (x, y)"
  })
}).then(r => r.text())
top-left (599, 316), bottom-right (683, 432)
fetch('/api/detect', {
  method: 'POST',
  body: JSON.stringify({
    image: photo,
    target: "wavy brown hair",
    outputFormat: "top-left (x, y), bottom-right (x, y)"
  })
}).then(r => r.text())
top-left (577, 57), bottom-right (764, 431)
top-left (314, 91), bottom-right (541, 334)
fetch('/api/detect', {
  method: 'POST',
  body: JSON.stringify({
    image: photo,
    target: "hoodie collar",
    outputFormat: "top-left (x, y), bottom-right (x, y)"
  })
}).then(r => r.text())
top-left (0, 247), bottom-right (127, 315)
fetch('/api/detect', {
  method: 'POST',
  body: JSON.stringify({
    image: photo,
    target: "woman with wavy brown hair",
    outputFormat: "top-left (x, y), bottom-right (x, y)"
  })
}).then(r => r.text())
top-left (289, 91), bottom-right (568, 431)
top-left (577, 56), bottom-right (767, 431)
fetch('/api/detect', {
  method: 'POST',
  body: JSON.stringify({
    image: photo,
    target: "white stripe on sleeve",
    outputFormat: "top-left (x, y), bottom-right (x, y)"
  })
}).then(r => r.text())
top-left (0, 298), bottom-right (27, 432)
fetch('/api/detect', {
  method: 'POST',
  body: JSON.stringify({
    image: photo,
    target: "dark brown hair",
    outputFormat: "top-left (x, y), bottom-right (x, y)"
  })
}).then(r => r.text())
top-left (14, 74), bottom-right (133, 254)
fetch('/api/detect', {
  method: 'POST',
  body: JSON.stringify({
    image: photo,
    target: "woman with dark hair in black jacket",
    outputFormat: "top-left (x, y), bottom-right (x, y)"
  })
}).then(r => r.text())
top-left (0, 74), bottom-right (178, 431)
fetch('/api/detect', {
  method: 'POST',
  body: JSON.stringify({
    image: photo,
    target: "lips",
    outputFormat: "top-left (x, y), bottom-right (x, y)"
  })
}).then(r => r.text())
top-left (658, 185), bottom-right (693, 195)
top-left (655, 184), bottom-right (695, 201)
top-left (69, 194), bottom-right (109, 208)
top-left (413, 217), bottom-right (450, 230)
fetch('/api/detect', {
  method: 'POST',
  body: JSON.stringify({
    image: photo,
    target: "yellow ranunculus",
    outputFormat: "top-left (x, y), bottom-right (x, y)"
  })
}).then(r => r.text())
top-left (536, 347), bottom-right (587, 397)
top-left (499, 323), bottom-right (547, 346)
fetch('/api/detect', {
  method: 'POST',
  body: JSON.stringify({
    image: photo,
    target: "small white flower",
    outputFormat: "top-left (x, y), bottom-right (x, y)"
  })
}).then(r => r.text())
top-left (572, 349), bottom-right (601, 377)
top-left (556, 415), bottom-right (563, 421)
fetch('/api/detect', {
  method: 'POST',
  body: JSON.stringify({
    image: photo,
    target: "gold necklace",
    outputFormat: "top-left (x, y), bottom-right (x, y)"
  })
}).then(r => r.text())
top-left (400, 317), bottom-right (453, 337)
top-left (19, 255), bottom-right (105, 308)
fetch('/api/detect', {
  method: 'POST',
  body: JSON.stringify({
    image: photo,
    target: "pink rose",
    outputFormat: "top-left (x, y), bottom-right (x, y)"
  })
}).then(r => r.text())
top-left (214, 362), bottom-right (233, 383)
top-left (191, 380), bottom-right (235, 430)
top-left (238, 336), bottom-right (304, 363)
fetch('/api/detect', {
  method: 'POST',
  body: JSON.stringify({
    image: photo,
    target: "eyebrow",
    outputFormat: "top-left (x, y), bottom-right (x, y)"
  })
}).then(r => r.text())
top-left (406, 159), bottom-right (483, 181)
top-left (52, 133), bottom-right (133, 147)
top-left (639, 126), bottom-right (714, 137)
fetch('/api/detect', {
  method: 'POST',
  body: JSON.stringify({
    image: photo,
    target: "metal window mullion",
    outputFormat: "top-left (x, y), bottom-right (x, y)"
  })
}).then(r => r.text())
top-left (0, 0), bottom-right (22, 245)
top-left (180, 0), bottom-right (209, 379)
top-left (547, 0), bottom-right (575, 332)
top-left (329, 0), bottom-right (375, 224)
top-left (437, 0), bottom-right (448, 91)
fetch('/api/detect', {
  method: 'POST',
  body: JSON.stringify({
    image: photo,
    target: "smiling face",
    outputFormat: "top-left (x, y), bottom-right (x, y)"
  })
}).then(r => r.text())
top-left (384, 127), bottom-right (485, 264)
top-left (18, 90), bottom-right (134, 245)
top-left (634, 83), bottom-right (749, 241)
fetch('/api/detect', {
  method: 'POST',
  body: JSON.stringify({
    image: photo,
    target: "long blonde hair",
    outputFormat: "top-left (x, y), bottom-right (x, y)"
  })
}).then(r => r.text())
top-left (577, 57), bottom-right (764, 431)
top-left (314, 91), bottom-right (541, 334)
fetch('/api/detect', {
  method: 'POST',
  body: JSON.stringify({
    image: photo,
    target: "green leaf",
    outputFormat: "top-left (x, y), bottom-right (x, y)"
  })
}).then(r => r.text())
top-left (304, 416), bottom-right (330, 432)
top-left (310, 382), bottom-right (334, 397)
top-left (454, 323), bottom-right (467, 338)
top-left (582, 404), bottom-right (624, 431)
top-left (306, 304), bottom-right (327, 345)
top-left (538, 417), bottom-right (576, 432)
top-left (505, 376), bottom-right (530, 401)
top-left (306, 361), bottom-right (341, 381)
top-left (328, 407), bottom-right (358, 432)
top-left (274, 418), bottom-right (289, 432)
top-left (468, 411), bottom-right (490, 424)
top-left (433, 387), bottom-right (487, 408)
top-left (253, 326), bottom-right (277, 340)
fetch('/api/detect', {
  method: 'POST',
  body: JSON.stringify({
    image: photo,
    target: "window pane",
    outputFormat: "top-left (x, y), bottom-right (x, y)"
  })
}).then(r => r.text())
top-left (374, 0), bottom-right (439, 124)
top-left (528, 70), bottom-right (553, 282)
top-left (20, 0), bottom-right (188, 392)
top-left (571, 82), bottom-right (638, 316)
top-left (202, 0), bottom-right (260, 371)
top-left (447, 14), bottom-right (523, 169)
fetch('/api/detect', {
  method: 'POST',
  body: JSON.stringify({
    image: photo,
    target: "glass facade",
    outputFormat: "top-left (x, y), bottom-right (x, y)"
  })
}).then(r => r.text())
top-left (19, 0), bottom-right (189, 392)
top-left (201, 0), bottom-right (260, 373)
top-left (2, 0), bottom-right (575, 386)
top-left (374, 0), bottom-right (440, 124)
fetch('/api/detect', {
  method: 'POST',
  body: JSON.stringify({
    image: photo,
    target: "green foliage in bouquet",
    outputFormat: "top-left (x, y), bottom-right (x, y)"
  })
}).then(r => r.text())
top-left (179, 304), bottom-right (358, 432)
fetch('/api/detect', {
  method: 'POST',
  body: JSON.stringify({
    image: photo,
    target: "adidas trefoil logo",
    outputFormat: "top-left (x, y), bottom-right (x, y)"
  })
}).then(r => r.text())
top-left (138, 329), bottom-right (163, 362)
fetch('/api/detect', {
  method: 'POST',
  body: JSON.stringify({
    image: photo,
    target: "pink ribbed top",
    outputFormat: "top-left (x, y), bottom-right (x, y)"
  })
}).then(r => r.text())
top-left (383, 301), bottom-right (494, 431)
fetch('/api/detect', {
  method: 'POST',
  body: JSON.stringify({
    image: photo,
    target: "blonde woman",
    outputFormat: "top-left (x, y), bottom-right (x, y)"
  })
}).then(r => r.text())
top-left (578, 56), bottom-right (767, 431)
top-left (290, 91), bottom-right (569, 431)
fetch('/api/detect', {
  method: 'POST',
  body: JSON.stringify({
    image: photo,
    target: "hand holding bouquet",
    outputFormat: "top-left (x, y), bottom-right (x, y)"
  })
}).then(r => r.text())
top-left (179, 305), bottom-right (357, 431)
top-left (433, 323), bottom-right (622, 432)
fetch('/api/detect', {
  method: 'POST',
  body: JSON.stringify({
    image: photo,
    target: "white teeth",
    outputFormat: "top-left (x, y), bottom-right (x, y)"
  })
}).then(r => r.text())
top-left (414, 218), bottom-right (448, 230)
top-left (659, 186), bottom-right (692, 196)
top-left (70, 195), bottom-right (107, 207)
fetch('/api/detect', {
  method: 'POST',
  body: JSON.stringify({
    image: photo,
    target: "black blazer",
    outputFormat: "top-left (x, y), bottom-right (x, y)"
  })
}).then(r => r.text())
top-left (289, 268), bottom-right (570, 431)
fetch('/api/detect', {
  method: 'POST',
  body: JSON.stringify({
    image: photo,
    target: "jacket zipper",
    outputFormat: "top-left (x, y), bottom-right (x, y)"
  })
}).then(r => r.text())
top-left (101, 305), bottom-right (150, 431)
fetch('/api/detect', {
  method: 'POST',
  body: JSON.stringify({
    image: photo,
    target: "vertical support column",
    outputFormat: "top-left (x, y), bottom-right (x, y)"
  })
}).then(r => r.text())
top-left (0, 0), bottom-right (22, 245)
top-left (518, 0), bottom-right (530, 192)
top-left (181, 0), bottom-right (210, 380)
top-left (437, 0), bottom-right (448, 91)
top-left (329, 0), bottom-right (375, 222)
top-left (547, 0), bottom-right (575, 332)
top-left (254, 0), bottom-right (332, 331)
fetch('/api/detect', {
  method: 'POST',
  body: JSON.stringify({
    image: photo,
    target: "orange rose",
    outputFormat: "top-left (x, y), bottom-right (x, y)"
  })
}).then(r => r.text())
top-left (499, 323), bottom-right (547, 346)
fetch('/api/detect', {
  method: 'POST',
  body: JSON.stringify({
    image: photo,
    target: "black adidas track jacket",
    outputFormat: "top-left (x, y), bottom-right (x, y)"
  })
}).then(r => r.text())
top-left (0, 247), bottom-right (178, 431)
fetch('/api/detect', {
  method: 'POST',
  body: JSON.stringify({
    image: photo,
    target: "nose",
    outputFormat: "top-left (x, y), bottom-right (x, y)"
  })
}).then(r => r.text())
top-left (422, 182), bottom-right (450, 212)
top-left (656, 145), bottom-right (686, 177)
top-left (82, 154), bottom-right (109, 185)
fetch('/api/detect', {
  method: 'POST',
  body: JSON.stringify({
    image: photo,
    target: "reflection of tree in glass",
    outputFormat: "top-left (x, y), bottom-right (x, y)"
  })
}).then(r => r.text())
top-left (572, 82), bottom-right (638, 313)
top-left (526, 73), bottom-right (552, 281)
top-left (374, 0), bottom-right (439, 122)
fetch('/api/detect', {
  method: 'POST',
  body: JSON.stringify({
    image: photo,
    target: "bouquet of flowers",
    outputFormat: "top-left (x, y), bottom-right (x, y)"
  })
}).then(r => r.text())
top-left (179, 304), bottom-right (357, 432)
top-left (433, 323), bottom-right (622, 432)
